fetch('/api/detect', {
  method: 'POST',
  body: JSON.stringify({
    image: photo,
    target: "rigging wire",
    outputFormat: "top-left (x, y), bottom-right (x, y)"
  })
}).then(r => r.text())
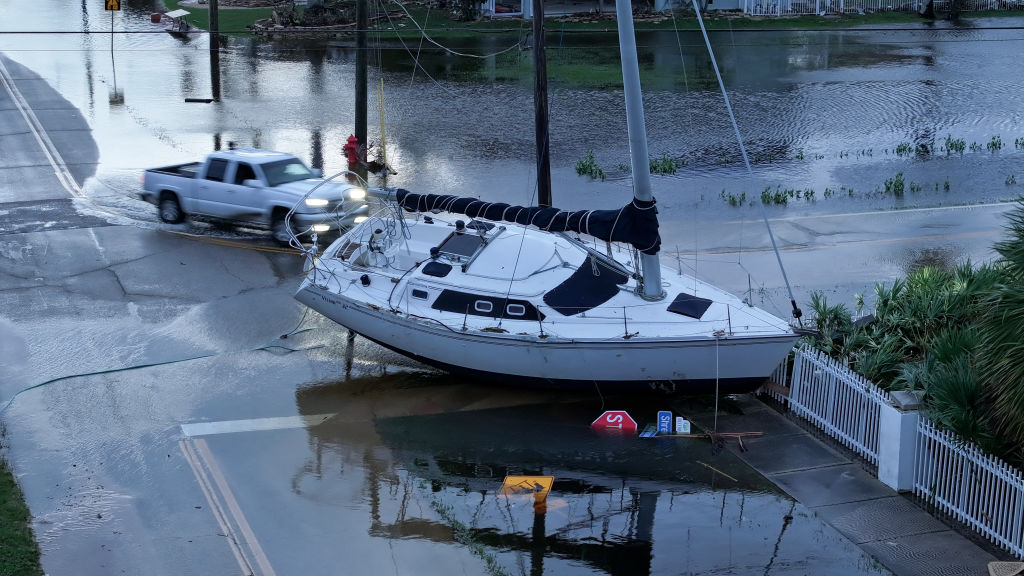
top-left (8, 25), bottom-right (1024, 46)
top-left (691, 0), bottom-right (804, 326)
top-left (409, 0), bottom-right (431, 85)
top-left (374, 0), bottom-right (523, 95)
top-left (385, 0), bottom-right (526, 59)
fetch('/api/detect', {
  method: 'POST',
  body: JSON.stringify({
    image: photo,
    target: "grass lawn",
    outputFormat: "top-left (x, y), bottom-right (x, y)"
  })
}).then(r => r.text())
top-left (165, 1), bottom-right (1024, 38)
top-left (0, 458), bottom-right (44, 576)
top-left (165, 0), bottom-right (276, 35)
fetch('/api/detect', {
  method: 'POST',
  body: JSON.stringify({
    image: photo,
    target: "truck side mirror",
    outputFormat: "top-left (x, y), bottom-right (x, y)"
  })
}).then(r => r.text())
top-left (309, 168), bottom-right (323, 178)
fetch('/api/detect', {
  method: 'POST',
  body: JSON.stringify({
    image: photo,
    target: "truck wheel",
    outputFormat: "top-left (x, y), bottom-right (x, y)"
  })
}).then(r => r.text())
top-left (270, 210), bottom-right (295, 246)
top-left (158, 193), bottom-right (185, 224)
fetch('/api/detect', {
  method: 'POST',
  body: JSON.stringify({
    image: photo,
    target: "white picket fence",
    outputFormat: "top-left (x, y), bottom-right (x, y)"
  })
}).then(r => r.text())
top-left (776, 345), bottom-right (887, 465)
top-left (765, 344), bottom-right (1024, 559)
top-left (915, 419), bottom-right (1024, 558)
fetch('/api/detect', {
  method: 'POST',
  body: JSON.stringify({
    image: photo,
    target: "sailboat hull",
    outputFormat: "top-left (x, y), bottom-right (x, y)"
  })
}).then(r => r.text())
top-left (296, 283), bottom-right (797, 394)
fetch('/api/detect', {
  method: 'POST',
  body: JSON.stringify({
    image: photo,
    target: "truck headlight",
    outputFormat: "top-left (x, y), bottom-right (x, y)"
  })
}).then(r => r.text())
top-left (312, 224), bottom-right (331, 233)
top-left (348, 188), bottom-right (367, 201)
top-left (354, 216), bottom-right (368, 224)
top-left (305, 198), bottom-right (329, 207)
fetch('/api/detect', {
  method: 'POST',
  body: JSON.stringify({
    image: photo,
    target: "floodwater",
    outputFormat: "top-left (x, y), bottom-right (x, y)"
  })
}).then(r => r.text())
top-left (1, 2), bottom-right (1021, 574)
top-left (286, 374), bottom-right (890, 576)
top-left (2, 2), bottom-right (1023, 231)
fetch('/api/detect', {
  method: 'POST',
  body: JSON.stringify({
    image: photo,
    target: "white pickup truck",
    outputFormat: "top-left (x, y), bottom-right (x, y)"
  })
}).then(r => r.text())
top-left (140, 148), bottom-right (367, 245)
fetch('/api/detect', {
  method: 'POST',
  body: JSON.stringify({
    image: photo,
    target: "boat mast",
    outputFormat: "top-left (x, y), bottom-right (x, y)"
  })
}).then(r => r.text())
top-left (615, 0), bottom-right (663, 300)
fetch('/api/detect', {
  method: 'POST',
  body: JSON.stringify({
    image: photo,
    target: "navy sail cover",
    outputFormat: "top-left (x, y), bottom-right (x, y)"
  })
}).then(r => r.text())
top-left (394, 189), bottom-right (662, 255)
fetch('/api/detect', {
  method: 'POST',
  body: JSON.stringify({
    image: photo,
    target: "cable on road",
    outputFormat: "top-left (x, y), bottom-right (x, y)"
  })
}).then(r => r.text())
top-left (0, 353), bottom-right (217, 415)
top-left (0, 338), bottom-right (326, 415)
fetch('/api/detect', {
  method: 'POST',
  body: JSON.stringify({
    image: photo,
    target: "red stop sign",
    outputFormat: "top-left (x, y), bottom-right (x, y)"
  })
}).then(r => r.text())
top-left (591, 410), bottom-right (638, 434)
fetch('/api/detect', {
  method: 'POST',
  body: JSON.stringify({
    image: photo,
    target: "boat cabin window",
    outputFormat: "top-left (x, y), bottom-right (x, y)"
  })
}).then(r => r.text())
top-left (411, 289), bottom-right (429, 300)
top-left (432, 289), bottom-right (544, 321)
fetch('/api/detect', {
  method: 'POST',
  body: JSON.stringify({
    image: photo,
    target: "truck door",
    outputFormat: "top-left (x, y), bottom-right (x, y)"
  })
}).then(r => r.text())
top-left (201, 160), bottom-right (263, 223)
top-left (194, 158), bottom-right (232, 218)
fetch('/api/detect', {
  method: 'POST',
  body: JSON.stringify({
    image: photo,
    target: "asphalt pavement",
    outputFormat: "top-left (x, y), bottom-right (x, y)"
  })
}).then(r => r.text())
top-left (1, 51), bottom-right (1019, 576)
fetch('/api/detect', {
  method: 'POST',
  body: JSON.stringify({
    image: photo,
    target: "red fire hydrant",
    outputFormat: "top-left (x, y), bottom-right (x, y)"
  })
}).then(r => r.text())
top-left (343, 134), bottom-right (360, 165)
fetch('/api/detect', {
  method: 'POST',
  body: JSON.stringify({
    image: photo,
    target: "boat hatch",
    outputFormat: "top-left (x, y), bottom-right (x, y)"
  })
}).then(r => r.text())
top-left (543, 257), bottom-right (629, 316)
top-left (422, 262), bottom-right (452, 277)
top-left (432, 289), bottom-right (544, 321)
top-left (437, 231), bottom-right (484, 260)
top-left (667, 293), bottom-right (713, 319)
top-left (467, 220), bottom-right (494, 232)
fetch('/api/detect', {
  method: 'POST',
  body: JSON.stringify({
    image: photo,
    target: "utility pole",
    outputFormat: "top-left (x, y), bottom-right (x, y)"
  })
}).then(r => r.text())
top-left (355, 0), bottom-right (368, 181)
top-left (532, 0), bottom-right (552, 207)
top-left (209, 0), bottom-right (219, 49)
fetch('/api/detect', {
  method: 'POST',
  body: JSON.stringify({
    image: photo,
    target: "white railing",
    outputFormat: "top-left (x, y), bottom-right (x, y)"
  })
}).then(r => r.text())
top-left (764, 344), bottom-right (1024, 559)
top-left (915, 418), bottom-right (1024, 558)
top-left (787, 344), bottom-right (888, 465)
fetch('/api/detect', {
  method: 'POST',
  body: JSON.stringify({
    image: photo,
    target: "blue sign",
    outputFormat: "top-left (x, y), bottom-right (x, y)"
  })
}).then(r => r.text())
top-left (657, 411), bottom-right (672, 434)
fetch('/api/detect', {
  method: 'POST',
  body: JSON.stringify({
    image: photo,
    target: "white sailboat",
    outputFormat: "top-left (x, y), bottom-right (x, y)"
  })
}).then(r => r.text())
top-left (291, 1), bottom-right (800, 394)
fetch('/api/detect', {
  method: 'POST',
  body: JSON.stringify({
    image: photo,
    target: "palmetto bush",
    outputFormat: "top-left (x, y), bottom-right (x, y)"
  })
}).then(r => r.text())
top-left (803, 201), bottom-right (1024, 464)
top-left (977, 202), bottom-right (1024, 464)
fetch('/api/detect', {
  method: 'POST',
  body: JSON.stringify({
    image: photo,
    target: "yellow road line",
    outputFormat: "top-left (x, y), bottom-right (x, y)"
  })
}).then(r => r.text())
top-left (180, 437), bottom-right (277, 576)
top-left (180, 439), bottom-right (254, 575)
top-left (193, 438), bottom-right (278, 576)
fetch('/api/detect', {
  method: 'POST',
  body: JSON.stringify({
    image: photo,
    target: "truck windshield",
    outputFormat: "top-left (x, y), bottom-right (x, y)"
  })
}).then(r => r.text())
top-left (262, 158), bottom-right (314, 187)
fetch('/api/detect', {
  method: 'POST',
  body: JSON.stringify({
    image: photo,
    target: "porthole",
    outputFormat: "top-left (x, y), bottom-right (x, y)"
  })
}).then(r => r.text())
top-left (474, 300), bottom-right (493, 313)
top-left (411, 289), bottom-right (429, 300)
top-left (506, 304), bottom-right (526, 317)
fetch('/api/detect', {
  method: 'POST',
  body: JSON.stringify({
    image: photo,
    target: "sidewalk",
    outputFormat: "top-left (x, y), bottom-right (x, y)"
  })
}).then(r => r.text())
top-left (697, 394), bottom-right (1015, 576)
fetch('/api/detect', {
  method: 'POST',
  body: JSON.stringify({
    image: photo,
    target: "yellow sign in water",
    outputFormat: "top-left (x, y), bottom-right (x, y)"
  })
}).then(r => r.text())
top-left (105, 0), bottom-right (121, 10)
top-left (500, 476), bottom-right (554, 501)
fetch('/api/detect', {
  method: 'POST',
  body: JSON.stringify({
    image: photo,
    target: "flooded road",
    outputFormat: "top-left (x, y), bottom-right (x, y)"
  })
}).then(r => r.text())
top-left (1, 1), bottom-right (1020, 574)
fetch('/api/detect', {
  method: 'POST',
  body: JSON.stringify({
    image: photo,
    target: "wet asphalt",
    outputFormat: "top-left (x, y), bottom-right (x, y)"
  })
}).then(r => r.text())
top-left (0, 48), bottom-right (1017, 576)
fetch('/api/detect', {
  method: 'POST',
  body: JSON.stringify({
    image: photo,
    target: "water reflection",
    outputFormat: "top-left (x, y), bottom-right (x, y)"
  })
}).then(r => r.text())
top-left (293, 377), bottom-right (889, 575)
top-left (6, 6), bottom-right (1024, 223)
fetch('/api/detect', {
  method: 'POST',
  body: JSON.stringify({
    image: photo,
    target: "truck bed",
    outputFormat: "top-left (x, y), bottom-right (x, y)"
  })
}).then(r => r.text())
top-left (147, 162), bottom-right (202, 178)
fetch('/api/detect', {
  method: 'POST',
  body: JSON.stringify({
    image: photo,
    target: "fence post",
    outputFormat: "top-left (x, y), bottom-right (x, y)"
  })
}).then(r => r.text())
top-left (790, 346), bottom-right (805, 404)
top-left (878, 390), bottom-right (925, 492)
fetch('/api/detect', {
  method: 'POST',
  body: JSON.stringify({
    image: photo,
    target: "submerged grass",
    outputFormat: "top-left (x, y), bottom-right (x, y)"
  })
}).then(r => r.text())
top-left (1, 432), bottom-right (44, 576)
top-left (431, 499), bottom-right (512, 576)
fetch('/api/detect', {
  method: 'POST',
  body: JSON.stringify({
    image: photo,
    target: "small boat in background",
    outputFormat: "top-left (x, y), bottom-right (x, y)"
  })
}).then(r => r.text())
top-left (163, 9), bottom-right (192, 39)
